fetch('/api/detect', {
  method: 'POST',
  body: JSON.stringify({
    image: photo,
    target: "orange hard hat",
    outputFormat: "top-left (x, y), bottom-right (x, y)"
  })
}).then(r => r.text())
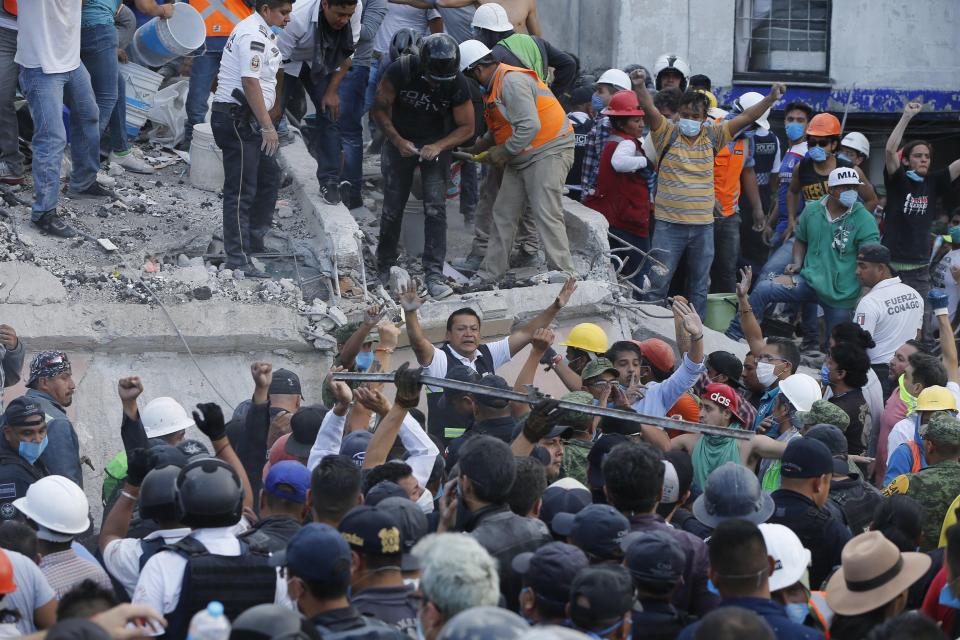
top-left (638, 338), bottom-right (676, 372)
top-left (602, 90), bottom-right (645, 117)
top-left (0, 549), bottom-right (16, 594)
top-left (806, 113), bottom-right (841, 137)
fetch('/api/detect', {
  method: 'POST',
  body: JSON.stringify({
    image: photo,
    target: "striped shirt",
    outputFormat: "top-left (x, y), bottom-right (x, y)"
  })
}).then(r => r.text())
top-left (651, 118), bottom-right (732, 224)
top-left (39, 550), bottom-right (113, 599)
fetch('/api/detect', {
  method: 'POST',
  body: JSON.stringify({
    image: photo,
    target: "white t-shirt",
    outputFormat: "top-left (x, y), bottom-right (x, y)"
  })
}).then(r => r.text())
top-left (5, 550), bottom-right (55, 636)
top-left (15, 0), bottom-right (80, 73)
top-left (932, 248), bottom-right (960, 321)
top-left (854, 277), bottom-right (924, 364)
top-left (373, 5), bottom-right (440, 55)
top-left (103, 528), bottom-right (191, 598)
top-left (423, 336), bottom-right (513, 388)
top-left (215, 14), bottom-right (283, 111)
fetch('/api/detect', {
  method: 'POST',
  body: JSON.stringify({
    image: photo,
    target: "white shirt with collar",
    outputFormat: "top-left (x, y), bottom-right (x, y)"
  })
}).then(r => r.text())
top-left (423, 337), bottom-right (512, 385)
top-left (103, 528), bottom-right (191, 598)
top-left (854, 276), bottom-right (923, 364)
top-left (214, 13), bottom-right (284, 110)
top-left (277, 0), bottom-right (362, 76)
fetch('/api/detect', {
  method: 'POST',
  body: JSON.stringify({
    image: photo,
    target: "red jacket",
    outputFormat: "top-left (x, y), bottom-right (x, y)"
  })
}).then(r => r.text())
top-left (584, 134), bottom-right (651, 238)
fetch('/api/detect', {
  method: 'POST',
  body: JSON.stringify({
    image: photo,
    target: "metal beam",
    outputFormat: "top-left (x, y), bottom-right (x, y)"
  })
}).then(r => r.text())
top-left (331, 371), bottom-right (751, 440)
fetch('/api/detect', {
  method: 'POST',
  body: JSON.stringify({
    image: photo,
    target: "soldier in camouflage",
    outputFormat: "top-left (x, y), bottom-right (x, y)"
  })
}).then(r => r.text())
top-left (558, 391), bottom-right (595, 487)
top-left (883, 412), bottom-right (960, 551)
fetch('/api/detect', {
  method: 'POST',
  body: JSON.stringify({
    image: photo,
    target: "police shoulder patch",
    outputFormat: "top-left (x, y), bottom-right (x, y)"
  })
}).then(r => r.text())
top-left (250, 40), bottom-right (265, 53)
top-left (0, 502), bottom-right (14, 520)
top-left (882, 474), bottom-right (910, 496)
top-left (258, 24), bottom-right (269, 37)
top-left (250, 55), bottom-right (261, 71)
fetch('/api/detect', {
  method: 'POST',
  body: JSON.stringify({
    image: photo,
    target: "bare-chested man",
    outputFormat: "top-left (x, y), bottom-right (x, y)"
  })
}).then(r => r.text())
top-left (390, 0), bottom-right (540, 35)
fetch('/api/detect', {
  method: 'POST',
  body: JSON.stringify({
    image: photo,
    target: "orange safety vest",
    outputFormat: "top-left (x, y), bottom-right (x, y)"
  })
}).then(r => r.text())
top-left (907, 439), bottom-right (924, 473)
top-left (713, 135), bottom-right (747, 217)
top-left (189, 0), bottom-right (252, 37)
top-left (809, 591), bottom-right (833, 639)
top-left (2, 0), bottom-right (16, 17)
top-left (483, 63), bottom-right (572, 153)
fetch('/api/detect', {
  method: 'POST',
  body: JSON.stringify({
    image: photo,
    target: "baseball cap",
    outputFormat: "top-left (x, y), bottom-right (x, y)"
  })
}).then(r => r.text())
top-left (581, 358), bottom-right (619, 382)
top-left (540, 478), bottom-right (592, 533)
top-left (706, 351), bottom-right (743, 388)
top-left (701, 383), bottom-right (740, 417)
top-left (798, 399), bottom-right (850, 431)
top-left (377, 496), bottom-right (429, 571)
top-left (569, 565), bottom-right (635, 624)
top-left (569, 86), bottom-right (595, 108)
top-left (263, 460), bottom-right (310, 504)
top-left (639, 339), bottom-right (676, 373)
top-left (552, 503), bottom-right (629, 561)
top-left (558, 391), bottom-right (595, 427)
top-left (857, 243), bottom-right (891, 266)
top-left (780, 437), bottom-right (834, 478)
top-left (828, 167), bottom-right (862, 187)
top-left (661, 459), bottom-right (680, 504)
top-left (759, 523), bottom-right (812, 592)
top-left (3, 397), bottom-right (45, 428)
top-left (586, 433), bottom-right (629, 489)
top-left (920, 411), bottom-right (960, 448)
top-left (149, 444), bottom-right (189, 468)
top-left (365, 480), bottom-right (408, 505)
top-left (621, 529), bottom-right (685, 584)
top-left (439, 365), bottom-right (482, 408)
top-left (512, 542), bottom-right (588, 605)
top-left (338, 505), bottom-right (403, 556)
top-left (270, 523), bottom-right (352, 582)
top-left (804, 424), bottom-right (849, 475)
top-left (176, 439), bottom-right (210, 461)
top-left (285, 406), bottom-right (327, 459)
top-left (268, 369), bottom-right (302, 396)
top-left (474, 374), bottom-right (511, 408)
top-left (340, 431), bottom-right (373, 466)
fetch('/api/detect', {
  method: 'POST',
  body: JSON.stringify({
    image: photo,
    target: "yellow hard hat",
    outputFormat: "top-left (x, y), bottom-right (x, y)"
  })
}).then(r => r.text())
top-left (916, 386), bottom-right (958, 412)
top-left (560, 323), bottom-right (609, 354)
top-left (697, 89), bottom-right (718, 110)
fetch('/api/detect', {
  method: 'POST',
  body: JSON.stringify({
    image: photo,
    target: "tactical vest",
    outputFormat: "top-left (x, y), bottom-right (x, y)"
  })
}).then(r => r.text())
top-left (313, 616), bottom-right (403, 640)
top-left (138, 537), bottom-right (168, 571)
top-left (426, 344), bottom-right (493, 445)
top-left (484, 64), bottom-right (572, 152)
top-left (829, 483), bottom-right (881, 535)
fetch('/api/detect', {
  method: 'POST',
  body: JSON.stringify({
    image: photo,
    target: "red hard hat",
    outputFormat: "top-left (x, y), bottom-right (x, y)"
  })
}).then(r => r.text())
top-left (0, 549), bottom-right (16, 594)
top-left (638, 338), bottom-right (676, 372)
top-left (806, 113), bottom-right (841, 137)
top-left (602, 90), bottom-right (645, 117)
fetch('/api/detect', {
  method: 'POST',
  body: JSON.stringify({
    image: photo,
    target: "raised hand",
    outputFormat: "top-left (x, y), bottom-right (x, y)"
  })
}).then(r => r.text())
top-left (250, 362), bottom-right (273, 389)
top-left (394, 362), bottom-right (423, 409)
top-left (354, 387), bottom-right (392, 416)
top-left (554, 277), bottom-right (578, 309)
top-left (531, 327), bottom-right (555, 353)
top-left (326, 365), bottom-right (354, 407)
top-left (0, 324), bottom-right (16, 350)
top-left (399, 281), bottom-right (424, 312)
top-left (736, 266), bottom-right (753, 298)
top-left (193, 402), bottom-right (226, 441)
top-left (363, 304), bottom-right (385, 326)
top-left (118, 376), bottom-right (144, 402)
top-left (903, 101), bottom-right (922, 118)
top-left (125, 447), bottom-right (158, 487)
top-left (630, 68), bottom-right (646, 89)
top-left (768, 83), bottom-right (786, 101)
top-left (673, 297), bottom-right (704, 337)
top-left (523, 398), bottom-right (562, 442)
top-left (377, 318), bottom-right (401, 350)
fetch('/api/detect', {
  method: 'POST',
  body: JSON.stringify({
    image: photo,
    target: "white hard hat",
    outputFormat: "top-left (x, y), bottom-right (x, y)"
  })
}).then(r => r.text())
top-left (759, 523), bottom-right (812, 591)
top-left (733, 91), bottom-right (771, 131)
top-left (142, 396), bottom-right (194, 439)
top-left (13, 475), bottom-right (90, 535)
top-left (653, 53), bottom-right (691, 88)
top-left (596, 68), bottom-right (631, 91)
top-left (470, 3), bottom-right (512, 32)
top-left (777, 374), bottom-right (822, 413)
top-left (828, 167), bottom-right (863, 188)
top-left (841, 132), bottom-right (870, 158)
top-left (458, 40), bottom-right (493, 72)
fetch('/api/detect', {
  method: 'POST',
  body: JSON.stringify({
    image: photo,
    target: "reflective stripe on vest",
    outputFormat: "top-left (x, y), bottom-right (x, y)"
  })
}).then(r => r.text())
top-left (714, 136), bottom-right (747, 217)
top-left (809, 591), bottom-right (833, 639)
top-left (190, 0), bottom-right (252, 37)
top-left (908, 439), bottom-right (923, 473)
top-left (484, 63), bottom-right (572, 152)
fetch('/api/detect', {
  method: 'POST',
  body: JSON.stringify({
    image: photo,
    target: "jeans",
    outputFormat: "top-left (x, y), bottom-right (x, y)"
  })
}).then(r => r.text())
top-left (759, 235), bottom-right (819, 344)
top-left (711, 212), bottom-right (740, 293)
top-left (185, 51), bottom-right (223, 145)
top-left (377, 139), bottom-right (449, 279)
top-left (210, 109), bottom-right (281, 268)
top-left (337, 64), bottom-right (370, 202)
top-left (899, 266), bottom-right (933, 345)
top-left (725, 275), bottom-right (853, 341)
top-left (0, 27), bottom-right (23, 174)
top-left (20, 65), bottom-right (101, 219)
top-left (610, 227), bottom-right (650, 296)
top-left (460, 159), bottom-right (479, 214)
top-left (108, 72), bottom-right (130, 153)
top-left (644, 220), bottom-right (715, 318)
top-left (80, 24), bottom-right (130, 154)
top-left (287, 67), bottom-right (341, 185)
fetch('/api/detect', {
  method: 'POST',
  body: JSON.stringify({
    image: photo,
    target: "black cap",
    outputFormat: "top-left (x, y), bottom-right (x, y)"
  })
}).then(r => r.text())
top-left (621, 530), bottom-right (685, 584)
top-left (804, 424), bottom-right (850, 475)
top-left (474, 374), bottom-right (511, 408)
top-left (780, 437), bottom-right (834, 478)
top-left (586, 433), bottom-right (630, 489)
top-left (569, 86), bottom-right (595, 107)
top-left (707, 351), bottom-right (743, 389)
top-left (340, 431), bottom-right (373, 466)
top-left (176, 439), bottom-right (210, 461)
top-left (377, 496), bottom-right (429, 572)
top-left (149, 444), bottom-right (189, 469)
top-left (552, 504), bottom-right (630, 560)
top-left (338, 505), bottom-right (403, 556)
top-left (286, 407), bottom-right (327, 459)
top-left (439, 365), bottom-right (482, 409)
top-left (269, 369), bottom-right (302, 396)
top-left (857, 243), bottom-right (892, 265)
top-left (365, 480), bottom-right (408, 506)
top-left (3, 397), bottom-right (44, 428)
top-left (569, 565), bottom-right (635, 623)
top-left (511, 542), bottom-right (588, 605)
top-left (539, 480), bottom-right (592, 533)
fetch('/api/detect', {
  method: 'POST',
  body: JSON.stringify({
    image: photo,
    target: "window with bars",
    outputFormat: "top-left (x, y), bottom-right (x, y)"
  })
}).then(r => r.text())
top-left (734, 0), bottom-right (831, 80)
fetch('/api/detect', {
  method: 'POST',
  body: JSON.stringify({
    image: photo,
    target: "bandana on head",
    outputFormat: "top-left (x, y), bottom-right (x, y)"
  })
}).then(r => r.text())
top-left (27, 351), bottom-right (71, 387)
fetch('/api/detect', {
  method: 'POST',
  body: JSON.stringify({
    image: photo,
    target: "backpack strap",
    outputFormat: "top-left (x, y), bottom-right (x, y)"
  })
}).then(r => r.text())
top-left (164, 536), bottom-right (209, 557)
top-left (657, 125), bottom-right (681, 167)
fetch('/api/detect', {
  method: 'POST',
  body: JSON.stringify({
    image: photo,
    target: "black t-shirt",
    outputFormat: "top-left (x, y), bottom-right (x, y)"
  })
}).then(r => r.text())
top-left (883, 166), bottom-right (953, 263)
top-left (796, 155), bottom-right (853, 205)
top-left (829, 389), bottom-right (870, 456)
top-left (384, 54), bottom-right (471, 146)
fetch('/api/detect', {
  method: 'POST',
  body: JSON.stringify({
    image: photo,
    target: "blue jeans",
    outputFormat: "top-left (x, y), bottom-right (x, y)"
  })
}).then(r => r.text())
top-left (80, 24), bottom-right (129, 153)
top-left (20, 65), bottom-right (101, 218)
top-left (337, 64), bottom-right (370, 201)
top-left (759, 235), bottom-right (819, 344)
top-left (185, 51), bottom-right (223, 145)
top-left (725, 275), bottom-right (853, 341)
top-left (289, 67), bottom-right (341, 184)
top-left (644, 219), bottom-right (715, 318)
top-left (363, 57), bottom-right (381, 118)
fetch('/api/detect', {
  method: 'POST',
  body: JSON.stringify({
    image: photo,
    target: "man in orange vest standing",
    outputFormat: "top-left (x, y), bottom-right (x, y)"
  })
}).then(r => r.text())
top-left (181, 0), bottom-right (255, 151)
top-left (457, 39), bottom-right (576, 282)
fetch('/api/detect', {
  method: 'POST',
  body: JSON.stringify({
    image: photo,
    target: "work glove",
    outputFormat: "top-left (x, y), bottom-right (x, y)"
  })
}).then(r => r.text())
top-left (523, 398), bottom-right (563, 443)
top-left (480, 144), bottom-right (510, 167)
top-left (539, 346), bottom-right (560, 371)
top-left (929, 288), bottom-right (950, 317)
top-left (394, 362), bottom-right (424, 409)
top-left (193, 402), bottom-right (227, 441)
top-left (126, 447), bottom-right (158, 487)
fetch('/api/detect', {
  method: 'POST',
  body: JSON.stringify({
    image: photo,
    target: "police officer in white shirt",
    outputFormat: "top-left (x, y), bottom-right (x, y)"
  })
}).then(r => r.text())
top-left (210, 0), bottom-right (291, 275)
top-left (854, 243), bottom-right (923, 392)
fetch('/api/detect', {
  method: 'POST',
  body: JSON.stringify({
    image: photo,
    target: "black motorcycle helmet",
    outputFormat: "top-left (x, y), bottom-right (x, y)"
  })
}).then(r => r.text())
top-left (419, 33), bottom-right (460, 84)
top-left (389, 27), bottom-right (421, 62)
top-left (175, 458), bottom-right (243, 528)
top-left (230, 605), bottom-right (320, 640)
top-left (139, 465), bottom-right (181, 524)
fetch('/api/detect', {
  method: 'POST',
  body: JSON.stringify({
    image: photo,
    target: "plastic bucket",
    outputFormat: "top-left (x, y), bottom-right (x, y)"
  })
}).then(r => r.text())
top-left (704, 293), bottom-right (738, 332)
top-left (118, 62), bottom-right (164, 138)
top-left (189, 123), bottom-right (224, 192)
top-left (132, 3), bottom-right (205, 68)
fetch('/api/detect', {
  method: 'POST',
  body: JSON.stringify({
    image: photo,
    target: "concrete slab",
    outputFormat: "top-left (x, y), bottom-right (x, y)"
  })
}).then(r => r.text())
top-left (0, 262), bottom-right (67, 305)
top-left (562, 196), bottom-right (615, 281)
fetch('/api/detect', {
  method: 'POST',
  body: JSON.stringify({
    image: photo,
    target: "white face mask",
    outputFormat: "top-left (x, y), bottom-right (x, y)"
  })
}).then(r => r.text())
top-left (756, 361), bottom-right (778, 387)
top-left (417, 487), bottom-right (435, 514)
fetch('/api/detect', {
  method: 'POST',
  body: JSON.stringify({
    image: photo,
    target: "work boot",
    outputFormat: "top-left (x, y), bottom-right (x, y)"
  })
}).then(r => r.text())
top-left (319, 182), bottom-right (341, 206)
top-left (426, 275), bottom-right (453, 300)
top-left (69, 181), bottom-right (117, 200)
top-left (109, 149), bottom-right (154, 174)
top-left (0, 161), bottom-right (24, 186)
top-left (509, 249), bottom-right (543, 269)
top-left (238, 262), bottom-right (271, 278)
top-left (451, 253), bottom-right (483, 273)
top-left (33, 210), bottom-right (77, 238)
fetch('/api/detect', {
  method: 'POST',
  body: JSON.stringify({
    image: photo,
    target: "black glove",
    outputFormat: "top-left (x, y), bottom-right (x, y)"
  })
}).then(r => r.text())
top-left (394, 362), bottom-right (424, 409)
top-left (523, 398), bottom-right (562, 442)
top-left (193, 402), bottom-right (226, 441)
top-left (539, 346), bottom-right (559, 369)
top-left (126, 447), bottom-right (157, 487)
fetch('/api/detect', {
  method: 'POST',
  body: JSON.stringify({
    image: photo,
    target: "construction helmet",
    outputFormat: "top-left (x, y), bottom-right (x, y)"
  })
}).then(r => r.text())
top-left (458, 39), bottom-right (493, 72)
top-left (471, 3), bottom-right (512, 32)
top-left (140, 464), bottom-right (182, 524)
top-left (0, 550), bottom-right (15, 595)
top-left (602, 91), bottom-right (645, 117)
top-left (420, 33), bottom-right (460, 83)
top-left (142, 397), bottom-right (194, 440)
top-left (13, 475), bottom-right (90, 535)
top-left (916, 386), bottom-right (958, 412)
top-left (733, 91), bottom-right (771, 131)
top-left (176, 458), bottom-right (243, 528)
top-left (560, 323), bottom-right (609, 354)
top-left (806, 113), bottom-right (842, 137)
top-left (653, 53), bottom-right (690, 91)
top-left (596, 68), bottom-right (631, 91)
top-left (777, 374), bottom-right (822, 413)
top-left (840, 132), bottom-right (870, 158)
top-left (230, 604), bottom-right (316, 640)
top-left (697, 89), bottom-right (718, 110)
top-left (389, 27), bottom-right (421, 61)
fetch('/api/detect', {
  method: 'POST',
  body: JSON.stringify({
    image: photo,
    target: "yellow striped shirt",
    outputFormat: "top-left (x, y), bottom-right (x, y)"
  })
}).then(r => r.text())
top-left (652, 119), bottom-right (732, 225)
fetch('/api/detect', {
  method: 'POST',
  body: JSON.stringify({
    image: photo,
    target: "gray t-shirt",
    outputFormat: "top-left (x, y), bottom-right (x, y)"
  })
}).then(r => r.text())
top-left (5, 550), bottom-right (55, 635)
top-left (438, 6), bottom-right (475, 43)
top-left (352, 0), bottom-right (387, 68)
top-left (373, 4), bottom-right (440, 55)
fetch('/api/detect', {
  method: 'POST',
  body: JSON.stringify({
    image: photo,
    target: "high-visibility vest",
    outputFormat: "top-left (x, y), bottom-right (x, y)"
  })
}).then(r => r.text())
top-left (483, 63), bottom-right (572, 153)
top-left (189, 0), bottom-right (252, 37)
top-left (2, 0), bottom-right (16, 17)
top-left (713, 135), bottom-right (747, 217)
top-left (907, 439), bottom-right (924, 473)
top-left (809, 591), bottom-right (833, 639)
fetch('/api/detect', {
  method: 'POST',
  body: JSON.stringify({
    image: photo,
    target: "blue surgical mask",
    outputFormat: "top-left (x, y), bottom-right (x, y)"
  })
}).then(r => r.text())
top-left (678, 118), bottom-right (703, 137)
top-left (784, 603), bottom-right (810, 624)
top-left (785, 122), bottom-right (805, 141)
top-left (905, 169), bottom-right (924, 182)
top-left (591, 94), bottom-right (604, 112)
top-left (837, 190), bottom-right (859, 209)
top-left (820, 363), bottom-right (830, 386)
top-left (808, 145), bottom-right (828, 162)
top-left (707, 579), bottom-right (720, 595)
top-left (271, 26), bottom-right (283, 35)
top-left (837, 152), bottom-right (852, 164)
top-left (355, 351), bottom-right (374, 371)
top-left (19, 437), bottom-right (48, 465)
top-left (940, 584), bottom-right (960, 609)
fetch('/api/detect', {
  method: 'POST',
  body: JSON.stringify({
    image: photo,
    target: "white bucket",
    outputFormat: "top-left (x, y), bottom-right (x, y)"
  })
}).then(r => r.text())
top-left (132, 3), bottom-right (206, 68)
top-left (118, 62), bottom-right (164, 138)
top-left (189, 123), bottom-right (224, 192)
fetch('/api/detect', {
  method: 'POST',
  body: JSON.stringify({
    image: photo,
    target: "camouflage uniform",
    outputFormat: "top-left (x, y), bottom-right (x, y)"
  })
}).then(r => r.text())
top-left (799, 399), bottom-right (851, 432)
top-left (559, 390), bottom-right (595, 487)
